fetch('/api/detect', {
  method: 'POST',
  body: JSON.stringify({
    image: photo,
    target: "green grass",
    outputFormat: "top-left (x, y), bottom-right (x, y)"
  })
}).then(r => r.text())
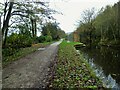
top-left (50, 40), bottom-right (103, 88)
top-left (2, 42), bottom-right (53, 68)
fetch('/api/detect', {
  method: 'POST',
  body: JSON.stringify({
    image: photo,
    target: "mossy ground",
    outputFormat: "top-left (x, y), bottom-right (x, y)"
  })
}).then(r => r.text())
top-left (50, 40), bottom-right (103, 88)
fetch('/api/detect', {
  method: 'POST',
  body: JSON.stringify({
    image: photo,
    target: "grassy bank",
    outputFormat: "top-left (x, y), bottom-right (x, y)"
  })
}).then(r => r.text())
top-left (2, 42), bottom-right (53, 68)
top-left (50, 41), bottom-right (103, 88)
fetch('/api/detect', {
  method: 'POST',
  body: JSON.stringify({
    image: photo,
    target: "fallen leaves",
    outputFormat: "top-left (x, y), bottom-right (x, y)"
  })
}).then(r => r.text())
top-left (49, 41), bottom-right (103, 88)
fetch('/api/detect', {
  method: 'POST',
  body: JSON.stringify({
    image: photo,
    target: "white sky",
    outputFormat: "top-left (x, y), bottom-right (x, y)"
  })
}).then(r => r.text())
top-left (49, 0), bottom-right (119, 33)
top-left (0, 0), bottom-right (119, 34)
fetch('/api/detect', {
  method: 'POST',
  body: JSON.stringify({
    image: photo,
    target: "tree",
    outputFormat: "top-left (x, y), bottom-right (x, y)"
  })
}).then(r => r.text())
top-left (78, 8), bottom-right (96, 46)
top-left (76, 1), bottom-right (120, 46)
top-left (2, 1), bottom-right (14, 47)
top-left (1, 1), bottom-right (57, 47)
top-left (42, 22), bottom-right (65, 40)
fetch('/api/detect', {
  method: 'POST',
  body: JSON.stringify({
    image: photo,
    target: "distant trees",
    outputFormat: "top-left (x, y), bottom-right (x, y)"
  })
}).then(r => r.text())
top-left (42, 22), bottom-right (66, 41)
top-left (76, 8), bottom-right (96, 46)
top-left (76, 1), bottom-right (120, 46)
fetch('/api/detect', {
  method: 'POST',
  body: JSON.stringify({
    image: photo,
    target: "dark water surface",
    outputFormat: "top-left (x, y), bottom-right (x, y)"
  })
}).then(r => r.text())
top-left (76, 46), bottom-right (120, 88)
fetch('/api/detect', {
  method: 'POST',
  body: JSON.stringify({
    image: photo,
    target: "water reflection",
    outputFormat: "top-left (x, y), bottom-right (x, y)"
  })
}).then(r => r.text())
top-left (76, 46), bottom-right (120, 88)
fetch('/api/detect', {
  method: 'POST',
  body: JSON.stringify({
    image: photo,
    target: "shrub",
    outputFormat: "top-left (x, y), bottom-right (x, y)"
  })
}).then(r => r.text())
top-left (36, 35), bottom-right (46, 43)
top-left (6, 33), bottom-right (33, 48)
top-left (2, 47), bottom-right (19, 57)
top-left (45, 35), bottom-right (52, 42)
top-left (3, 33), bottom-right (33, 57)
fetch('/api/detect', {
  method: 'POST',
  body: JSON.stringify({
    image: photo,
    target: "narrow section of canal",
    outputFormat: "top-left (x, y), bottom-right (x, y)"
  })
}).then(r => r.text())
top-left (76, 46), bottom-right (120, 89)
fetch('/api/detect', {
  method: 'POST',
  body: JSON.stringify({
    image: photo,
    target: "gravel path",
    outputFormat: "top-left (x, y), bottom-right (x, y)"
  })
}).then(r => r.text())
top-left (2, 41), bottom-right (62, 88)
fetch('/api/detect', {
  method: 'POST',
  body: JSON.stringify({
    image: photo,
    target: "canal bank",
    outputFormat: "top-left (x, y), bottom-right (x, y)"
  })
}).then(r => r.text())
top-left (49, 40), bottom-right (103, 88)
top-left (75, 45), bottom-right (120, 89)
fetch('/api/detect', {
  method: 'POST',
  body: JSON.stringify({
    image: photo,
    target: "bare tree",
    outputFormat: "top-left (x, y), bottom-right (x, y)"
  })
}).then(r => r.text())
top-left (81, 8), bottom-right (96, 24)
top-left (80, 8), bottom-right (96, 47)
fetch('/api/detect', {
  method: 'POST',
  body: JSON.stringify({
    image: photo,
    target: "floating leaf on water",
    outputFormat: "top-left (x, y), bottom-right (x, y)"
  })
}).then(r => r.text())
top-left (112, 74), bottom-right (116, 76)
top-left (49, 85), bottom-right (52, 87)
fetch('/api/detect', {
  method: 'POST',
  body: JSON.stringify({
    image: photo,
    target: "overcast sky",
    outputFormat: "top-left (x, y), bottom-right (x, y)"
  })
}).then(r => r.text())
top-left (49, 0), bottom-right (119, 33)
top-left (0, 0), bottom-right (119, 34)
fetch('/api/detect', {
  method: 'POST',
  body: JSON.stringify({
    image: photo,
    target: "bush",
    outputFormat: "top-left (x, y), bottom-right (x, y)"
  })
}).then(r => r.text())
top-left (36, 35), bottom-right (46, 43)
top-left (2, 47), bottom-right (19, 57)
top-left (45, 35), bottom-right (52, 42)
top-left (6, 33), bottom-right (33, 48)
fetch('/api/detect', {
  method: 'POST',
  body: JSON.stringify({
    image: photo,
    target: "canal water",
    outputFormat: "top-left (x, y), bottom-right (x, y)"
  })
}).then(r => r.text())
top-left (76, 46), bottom-right (120, 89)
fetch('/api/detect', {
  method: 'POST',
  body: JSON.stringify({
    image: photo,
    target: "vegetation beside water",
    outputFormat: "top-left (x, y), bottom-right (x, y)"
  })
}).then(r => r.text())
top-left (68, 1), bottom-right (120, 47)
top-left (50, 41), bottom-right (103, 88)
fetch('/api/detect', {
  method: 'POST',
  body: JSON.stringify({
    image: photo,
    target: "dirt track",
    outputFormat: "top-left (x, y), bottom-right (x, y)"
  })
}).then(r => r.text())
top-left (2, 41), bottom-right (62, 88)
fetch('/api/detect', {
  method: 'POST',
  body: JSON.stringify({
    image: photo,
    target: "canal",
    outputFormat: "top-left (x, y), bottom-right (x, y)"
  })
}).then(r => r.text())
top-left (76, 46), bottom-right (120, 89)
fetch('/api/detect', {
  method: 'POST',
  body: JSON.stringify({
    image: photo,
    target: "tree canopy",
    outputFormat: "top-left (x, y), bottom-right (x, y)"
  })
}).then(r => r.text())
top-left (74, 1), bottom-right (120, 46)
top-left (0, 0), bottom-right (65, 48)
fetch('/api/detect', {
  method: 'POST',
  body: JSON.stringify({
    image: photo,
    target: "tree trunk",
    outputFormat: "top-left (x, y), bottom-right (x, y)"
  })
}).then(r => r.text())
top-left (2, 2), bottom-right (14, 47)
top-left (118, 1), bottom-right (120, 39)
top-left (31, 18), bottom-right (35, 37)
top-left (2, 2), bottom-right (8, 40)
top-left (31, 18), bottom-right (37, 38)
top-left (0, 15), bottom-right (1, 44)
top-left (3, 28), bottom-right (8, 47)
top-left (0, 16), bottom-right (1, 30)
top-left (110, 24), bottom-right (117, 42)
top-left (89, 31), bottom-right (92, 47)
top-left (34, 19), bottom-right (37, 37)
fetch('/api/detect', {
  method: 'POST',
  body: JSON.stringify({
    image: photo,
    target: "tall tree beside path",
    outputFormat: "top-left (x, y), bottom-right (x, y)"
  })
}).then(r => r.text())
top-left (1, 1), bottom-right (57, 47)
top-left (2, 1), bottom-right (14, 47)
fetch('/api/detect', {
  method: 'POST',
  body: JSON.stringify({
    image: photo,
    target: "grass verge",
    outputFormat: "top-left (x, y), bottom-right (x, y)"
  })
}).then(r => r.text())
top-left (49, 40), bottom-right (103, 88)
top-left (2, 42), bottom-right (53, 68)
